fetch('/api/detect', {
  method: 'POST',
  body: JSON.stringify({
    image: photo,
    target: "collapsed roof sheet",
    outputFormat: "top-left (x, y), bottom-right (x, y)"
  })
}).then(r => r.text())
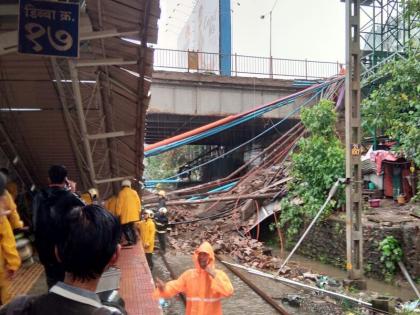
top-left (0, 0), bottom-right (160, 197)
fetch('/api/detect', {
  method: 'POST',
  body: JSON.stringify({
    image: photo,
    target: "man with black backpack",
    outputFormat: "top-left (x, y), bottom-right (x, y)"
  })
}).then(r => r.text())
top-left (32, 165), bottom-right (85, 289)
top-left (0, 204), bottom-right (126, 315)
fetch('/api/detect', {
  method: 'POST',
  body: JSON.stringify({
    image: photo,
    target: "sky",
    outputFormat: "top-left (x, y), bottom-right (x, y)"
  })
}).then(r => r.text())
top-left (156, 0), bottom-right (349, 63)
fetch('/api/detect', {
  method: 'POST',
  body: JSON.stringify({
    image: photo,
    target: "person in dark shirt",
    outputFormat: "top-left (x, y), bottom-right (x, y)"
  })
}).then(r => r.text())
top-left (154, 207), bottom-right (169, 254)
top-left (32, 165), bottom-right (85, 289)
top-left (0, 204), bottom-right (124, 315)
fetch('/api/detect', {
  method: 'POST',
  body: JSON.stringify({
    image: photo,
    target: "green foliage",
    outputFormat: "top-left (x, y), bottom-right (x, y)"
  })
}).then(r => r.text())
top-left (403, 0), bottom-right (420, 22)
top-left (300, 98), bottom-right (337, 138)
top-left (279, 100), bottom-right (345, 240)
top-left (144, 145), bottom-right (204, 180)
top-left (362, 50), bottom-right (420, 165)
top-left (379, 236), bottom-right (403, 282)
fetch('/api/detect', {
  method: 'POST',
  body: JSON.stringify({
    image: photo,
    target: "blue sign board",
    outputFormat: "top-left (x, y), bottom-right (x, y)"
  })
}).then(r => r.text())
top-left (18, 0), bottom-right (79, 57)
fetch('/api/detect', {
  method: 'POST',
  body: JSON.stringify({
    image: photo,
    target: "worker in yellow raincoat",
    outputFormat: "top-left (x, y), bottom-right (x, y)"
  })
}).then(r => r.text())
top-left (80, 188), bottom-right (99, 205)
top-left (0, 173), bottom-right (21, 305)
top-left (104, 195), bottom-right (117, 216)
top-left (0, 169), bottom-right (23, 230)
top-left (115, 180), bottom-right (140, 246)
top-left (0, 169), bottom-right (18, 201)
top-left (4, 190), bottom-right (23, 230)
top-left (154, 241), bottom-right (233, 315)
top-left (138, 209), bottom-right (155, 271)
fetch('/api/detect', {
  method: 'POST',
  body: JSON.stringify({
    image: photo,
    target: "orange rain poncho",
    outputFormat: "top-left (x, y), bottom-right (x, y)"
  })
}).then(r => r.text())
top-left (154, 241), bottom-right (233, 315)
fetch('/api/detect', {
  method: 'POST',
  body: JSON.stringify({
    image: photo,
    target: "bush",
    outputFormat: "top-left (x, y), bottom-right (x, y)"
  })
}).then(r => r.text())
top-left (279, 99), bottom-right (345, 240)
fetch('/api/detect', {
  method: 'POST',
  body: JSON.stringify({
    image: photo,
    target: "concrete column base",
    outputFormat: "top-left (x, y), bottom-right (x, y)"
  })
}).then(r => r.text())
top-left (371, 296), bottom-right (396, 314)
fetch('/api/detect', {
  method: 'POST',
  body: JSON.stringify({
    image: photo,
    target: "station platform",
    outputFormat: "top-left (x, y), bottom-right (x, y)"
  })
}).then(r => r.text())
top-left (10, 242), bottom-right (161, 314)
top-left (117, 242), bottom-right (161, 315)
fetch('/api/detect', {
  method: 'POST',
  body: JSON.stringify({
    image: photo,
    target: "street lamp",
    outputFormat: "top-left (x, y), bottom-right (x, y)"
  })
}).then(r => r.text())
top-left (260, 11), bottom-right (272, 61)
top-left (260, 0), bottom-right (278, 78)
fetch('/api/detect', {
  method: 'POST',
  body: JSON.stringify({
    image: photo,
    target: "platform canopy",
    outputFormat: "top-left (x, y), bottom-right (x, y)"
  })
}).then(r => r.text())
top-left (0, 0), bottom-right (160, 197)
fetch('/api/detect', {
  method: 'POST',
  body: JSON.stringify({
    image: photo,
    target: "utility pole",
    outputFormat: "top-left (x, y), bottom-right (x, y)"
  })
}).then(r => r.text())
top-left (269, 10), bottom-right (273, 78)
top-left (344, 0), bottom-right (366, 289)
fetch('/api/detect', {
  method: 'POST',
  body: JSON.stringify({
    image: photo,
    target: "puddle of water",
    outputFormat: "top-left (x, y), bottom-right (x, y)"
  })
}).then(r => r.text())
top-left (272, 248), bottom-right (418, 300)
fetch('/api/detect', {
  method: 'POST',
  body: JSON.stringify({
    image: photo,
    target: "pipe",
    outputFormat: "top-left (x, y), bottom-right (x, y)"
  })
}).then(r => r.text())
top-left (216, 255), bottom-right (290, 315)
top-left (398, 261), bottom-right (420, 299)
top-left (276, 178), bottom-right (346, 275)
top-left (148, 193), bottom-right (276, 207)
top-left (146, 76), bottom-right (344, 155)
top-left (145, 115), bottom-right (237, 152)
top-left (221, 260), bottom-right (372, 307)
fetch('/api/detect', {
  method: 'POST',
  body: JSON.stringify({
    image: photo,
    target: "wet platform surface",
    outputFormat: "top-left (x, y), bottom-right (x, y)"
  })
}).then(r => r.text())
top-left (118, 242), bottom-right (161, 315)
top-left (10, 262), bottom-right (44, 298)
top-left (17, 243), bottom-right (161, 315)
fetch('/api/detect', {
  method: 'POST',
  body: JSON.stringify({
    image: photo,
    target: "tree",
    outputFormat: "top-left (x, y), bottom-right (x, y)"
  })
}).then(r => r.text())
top-left (362, 49), bottom-right (420, 165)
top-left (279, 100), bottom-right (345, 240)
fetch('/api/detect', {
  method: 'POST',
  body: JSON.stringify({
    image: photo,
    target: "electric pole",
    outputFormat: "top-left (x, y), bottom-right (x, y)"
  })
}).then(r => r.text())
top-left (344, 0), bottom-right (366, 289)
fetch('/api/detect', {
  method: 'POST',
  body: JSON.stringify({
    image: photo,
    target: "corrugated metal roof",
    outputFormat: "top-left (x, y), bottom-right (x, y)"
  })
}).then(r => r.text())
top-left (0, 0), bottom-right (160, 197)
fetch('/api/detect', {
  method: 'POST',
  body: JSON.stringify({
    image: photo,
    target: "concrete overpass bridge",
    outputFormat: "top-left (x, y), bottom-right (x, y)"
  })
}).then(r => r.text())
top-left (147, 71), bottom-right (307, 145)
top-left (146, 50), bottom-right (341, 146)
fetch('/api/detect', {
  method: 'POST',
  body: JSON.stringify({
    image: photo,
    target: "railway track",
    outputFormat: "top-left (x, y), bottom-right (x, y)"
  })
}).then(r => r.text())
top-left (158, 252), bottom-right (291, 315)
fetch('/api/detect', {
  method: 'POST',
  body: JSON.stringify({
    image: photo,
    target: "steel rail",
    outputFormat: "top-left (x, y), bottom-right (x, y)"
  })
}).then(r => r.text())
top-left (159, 252), bottom-right (186, 305)
top-left (216, 254), bottom-right (291, 315)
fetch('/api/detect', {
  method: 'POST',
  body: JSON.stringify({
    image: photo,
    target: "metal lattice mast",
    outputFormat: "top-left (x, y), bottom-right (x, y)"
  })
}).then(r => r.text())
top-left (360, 0), bottom-right (419, 68)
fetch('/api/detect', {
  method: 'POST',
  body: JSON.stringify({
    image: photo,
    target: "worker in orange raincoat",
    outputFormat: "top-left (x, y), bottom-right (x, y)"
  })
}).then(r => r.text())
top-left (0, 173), bottom-right (21, 305)
top-left (154, 241), bottom-right (233, 315)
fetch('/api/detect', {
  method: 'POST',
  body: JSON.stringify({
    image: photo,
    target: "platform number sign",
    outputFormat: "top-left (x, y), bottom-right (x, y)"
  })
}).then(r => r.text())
top-left (351, 144), bottom-right (362, 156)
top-left (18, 0), bottom-right (79, 58)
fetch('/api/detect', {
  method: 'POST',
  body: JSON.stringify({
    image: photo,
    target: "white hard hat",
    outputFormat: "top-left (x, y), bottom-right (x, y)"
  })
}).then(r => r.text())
top-left (121, 179), bottom-right (131, 187)
top-left (145, 209), bottom-right (154, 218)
top-left (159, 207), bottom-right (168, 214)
top-left (88, 188), bottom-right (98, 199)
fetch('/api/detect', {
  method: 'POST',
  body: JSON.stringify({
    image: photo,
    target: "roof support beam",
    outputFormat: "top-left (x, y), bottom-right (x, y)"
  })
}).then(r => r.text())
top-left (50, 58), bottom-right (90, 189)
top-left (68, 60), bottom-right (97, 188)
top-left (95, 176), bottom-right (131, 185)
top-left (75, 59), bottom-right (137, 67)
top-left (135, 0), bottom-right (153, 180)
top-left (80, 29), bottom-right (140, 40)
top-left (87, 130), bottom-right (135, 140)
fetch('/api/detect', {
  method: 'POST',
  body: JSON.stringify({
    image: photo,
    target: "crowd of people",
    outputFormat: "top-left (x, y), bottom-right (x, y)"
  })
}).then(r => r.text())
top-left (0, 165), bottom-right (233, 315)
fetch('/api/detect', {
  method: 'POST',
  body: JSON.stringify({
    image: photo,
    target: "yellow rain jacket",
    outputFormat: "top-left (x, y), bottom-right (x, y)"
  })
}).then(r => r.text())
top-left (115, 187), bottom-right (141, 224)
top-left (5, 182), bottom-right (17, 201)
top-left (138, 218), bottom-right (156, 254)
top-left (154, 241), bottom-right (233, 315)
top-left (104, 195), bottom-right (117, 216)
top-left (80, 192), bottom-right (93, 205)
top-left (0, 215), bottom-right (21, 303)
top-left (3, 191), bottom-right (23, 229)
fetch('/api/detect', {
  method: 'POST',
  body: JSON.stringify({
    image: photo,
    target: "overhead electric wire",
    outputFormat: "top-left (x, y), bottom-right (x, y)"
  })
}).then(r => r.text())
top-left (160, 87), bottom-right (324, 181)
top-left (145, 76), bottom-right (344, 156)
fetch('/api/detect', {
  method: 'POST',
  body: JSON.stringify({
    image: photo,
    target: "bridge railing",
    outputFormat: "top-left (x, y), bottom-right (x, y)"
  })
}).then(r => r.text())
top-left (154, 48), bottom-right (342, 80)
